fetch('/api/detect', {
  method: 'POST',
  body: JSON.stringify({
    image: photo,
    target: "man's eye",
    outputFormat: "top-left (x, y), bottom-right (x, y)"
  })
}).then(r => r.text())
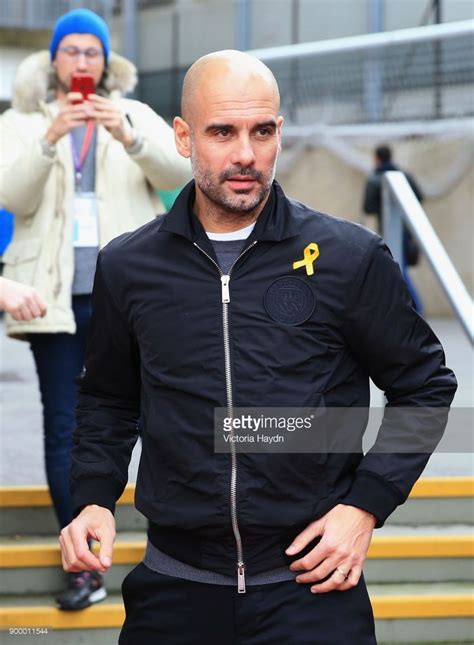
top-left (217, 129), bottom-right (230, 137)
top-left (257, 128), bottom-right (272, 136)
top-left (85, 48), bottom-right (101, 58)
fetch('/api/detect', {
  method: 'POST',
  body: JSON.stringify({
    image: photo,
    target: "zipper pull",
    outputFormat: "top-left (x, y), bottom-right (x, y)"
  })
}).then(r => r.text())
top-left (221, 275), bottom-right (230, 303)
top-left (237, 561), bottom-right (246, 594)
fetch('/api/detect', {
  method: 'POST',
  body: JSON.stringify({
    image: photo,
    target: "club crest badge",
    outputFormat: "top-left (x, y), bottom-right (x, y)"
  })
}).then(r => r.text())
top-left (264, 276), bottom-right (315, 326)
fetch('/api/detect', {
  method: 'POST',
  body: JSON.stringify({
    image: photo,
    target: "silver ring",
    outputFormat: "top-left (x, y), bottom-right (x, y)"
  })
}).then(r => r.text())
top-left (335, 567), bottom-right (349, 580)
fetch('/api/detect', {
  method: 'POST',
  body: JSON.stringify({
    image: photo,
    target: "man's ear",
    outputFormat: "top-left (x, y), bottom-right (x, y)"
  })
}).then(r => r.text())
top-left (173, 117), bottom-right (192, 158)
top-left (277, 115), bottom-right (284, 153)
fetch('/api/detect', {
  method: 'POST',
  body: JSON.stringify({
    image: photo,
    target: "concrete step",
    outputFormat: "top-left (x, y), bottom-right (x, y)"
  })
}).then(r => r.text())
top-left (0, 532), bottom-right (143, 596)
top-left (368, 582), bottom-right (474, 644)
top-left (0, 527), bottom-right (472, 594)
top-left (0, 593), bottom-right (122, 645)
top-left (0, 485), bottom-right (146, 536)
top-left (389, 477), bottom-right (474, 527)
top-left (0, 477), bottom-right (472, 535)
top-left (366, 524), bottom-right (474, 584)
top-left (0, 585), bottom-right (472, 644)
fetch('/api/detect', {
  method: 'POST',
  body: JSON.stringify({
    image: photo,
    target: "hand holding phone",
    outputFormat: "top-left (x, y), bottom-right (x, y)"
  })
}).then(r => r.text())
top-left (70, 74), bottom-right (96, 103)
top-left (44, 80), bottom-right (93, 144)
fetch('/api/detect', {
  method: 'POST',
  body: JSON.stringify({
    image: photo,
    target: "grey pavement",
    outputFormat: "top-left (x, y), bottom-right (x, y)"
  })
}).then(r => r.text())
top-left (0, 317), bottom-right (472, 486)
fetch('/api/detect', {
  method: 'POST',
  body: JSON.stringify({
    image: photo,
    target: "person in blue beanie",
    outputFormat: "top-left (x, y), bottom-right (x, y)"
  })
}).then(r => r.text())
top-left (0, 8), bottom-right (190, 611)
top-left (49, 8), bottom-right (111, 65)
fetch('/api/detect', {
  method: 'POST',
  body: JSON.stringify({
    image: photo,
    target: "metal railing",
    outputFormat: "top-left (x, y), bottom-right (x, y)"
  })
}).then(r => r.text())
top-left (248, 20), bottom-right (474, 126)
top-left (382, 171), bottom-right (474, 344)
top-left (0, 0), bottom-right (113, 30)
top-left (249, 20), bottom-right (474, 62)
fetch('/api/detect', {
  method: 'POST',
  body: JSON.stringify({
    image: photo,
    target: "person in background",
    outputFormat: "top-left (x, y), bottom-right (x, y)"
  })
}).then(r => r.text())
top-left (0, 277), bottom-right (47, 320)
top-left (363, 144), bottom-right (424, 314)
top-left (0, 8), bottom-right (190, 610)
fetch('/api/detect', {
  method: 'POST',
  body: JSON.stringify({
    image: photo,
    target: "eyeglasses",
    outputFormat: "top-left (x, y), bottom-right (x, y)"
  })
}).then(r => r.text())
top-left (58, 46), bottom-right (104, 62)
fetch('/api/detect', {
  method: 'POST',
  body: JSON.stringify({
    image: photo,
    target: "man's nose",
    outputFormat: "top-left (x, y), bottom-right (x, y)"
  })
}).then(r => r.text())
top-left (76, 53), bottom-right (89, 71)
top-left (230, 135), bottom-right (256, 167)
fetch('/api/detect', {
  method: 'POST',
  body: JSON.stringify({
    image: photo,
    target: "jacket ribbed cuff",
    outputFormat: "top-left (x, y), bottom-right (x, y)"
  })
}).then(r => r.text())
top-left (71, 477), bottom-right (118, 518)
top-left (339, 470), bottom-right (405, 528)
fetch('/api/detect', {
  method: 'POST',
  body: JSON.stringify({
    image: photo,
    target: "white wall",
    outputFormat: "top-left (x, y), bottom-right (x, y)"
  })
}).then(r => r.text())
top-left (110, 0), bottom-right (473, 73)
top-left (298, 0), bottom-right (368, 43)
top-left (0, 47), bottom-right (35, 101)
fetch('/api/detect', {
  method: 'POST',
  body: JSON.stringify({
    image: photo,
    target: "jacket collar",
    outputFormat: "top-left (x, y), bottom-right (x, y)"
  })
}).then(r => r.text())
top-left (159, 180), bottom-right (299, 243)
top-left (376, 162), bottom-right (398, 174)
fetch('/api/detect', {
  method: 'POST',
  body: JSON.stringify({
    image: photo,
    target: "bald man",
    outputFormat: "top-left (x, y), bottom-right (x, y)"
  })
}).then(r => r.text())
top-left (60, 50), bottom-right (456, 643)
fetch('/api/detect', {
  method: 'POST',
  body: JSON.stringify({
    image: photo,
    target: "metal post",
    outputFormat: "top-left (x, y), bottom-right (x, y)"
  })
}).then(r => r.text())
top-left (364, 0), bottom-right (384, 122)
top-left (288, 0), bottom-right (300, 123)
top-left (235, 0), bottom-right (251, 51)
top-left (25, 0), bottom-right (34, 30)
top-left (171, 9), bottom-right (180, 118)
top-left (291, 0), bottom-right (299, 44)
top-left (434, 0), bottom-right (443, 118)
top-left (382, 175), bottom-right (404, 265)
top-left (122, 0), bottom-right (138, 66)
top-left (367, 0), bottom-right (384, 37)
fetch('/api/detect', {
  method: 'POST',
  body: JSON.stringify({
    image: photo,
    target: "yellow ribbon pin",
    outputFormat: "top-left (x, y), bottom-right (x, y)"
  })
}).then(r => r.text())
top-left (293, 243), bottom-right (320, 276)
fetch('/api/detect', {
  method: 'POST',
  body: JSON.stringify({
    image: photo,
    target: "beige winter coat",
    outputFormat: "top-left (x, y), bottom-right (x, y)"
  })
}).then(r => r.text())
top-left (0, 50), bottom-right (191, 337)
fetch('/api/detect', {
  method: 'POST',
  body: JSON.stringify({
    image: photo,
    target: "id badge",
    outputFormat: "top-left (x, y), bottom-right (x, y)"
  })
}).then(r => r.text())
top-left (73, 193), bottom-right (99, 247)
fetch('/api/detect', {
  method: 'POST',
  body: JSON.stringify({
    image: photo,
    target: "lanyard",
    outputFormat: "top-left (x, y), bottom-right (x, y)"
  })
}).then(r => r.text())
top-left (70, 121), bottom-right (95, 185)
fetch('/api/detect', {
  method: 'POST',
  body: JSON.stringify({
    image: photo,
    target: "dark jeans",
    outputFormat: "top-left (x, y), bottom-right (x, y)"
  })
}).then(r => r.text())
top-left (402, 265), bottom-right (424, 316)
top-left (119, 563), bottom-right (377, 645)
top-left (29, 295), bottom-right (92, 529)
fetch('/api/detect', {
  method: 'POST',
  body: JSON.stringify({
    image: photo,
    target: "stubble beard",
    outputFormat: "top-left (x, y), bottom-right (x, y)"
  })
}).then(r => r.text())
top-left (55, 72), bottom-right (71, 96)
top-left (191, 150), bottom-right (276, 219)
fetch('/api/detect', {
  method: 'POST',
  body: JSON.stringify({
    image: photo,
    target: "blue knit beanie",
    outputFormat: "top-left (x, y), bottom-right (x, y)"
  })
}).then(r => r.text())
top-left (49, 9), bottom-right (110, 63)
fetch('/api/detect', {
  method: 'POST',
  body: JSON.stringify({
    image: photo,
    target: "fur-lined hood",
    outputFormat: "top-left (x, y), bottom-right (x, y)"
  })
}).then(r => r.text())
top-left (12, 50), bottom-right (138, 114)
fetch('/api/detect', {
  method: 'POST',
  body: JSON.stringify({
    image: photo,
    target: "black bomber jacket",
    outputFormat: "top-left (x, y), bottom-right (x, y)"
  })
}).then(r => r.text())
top-left (71, 181), bottom-right (457, 583)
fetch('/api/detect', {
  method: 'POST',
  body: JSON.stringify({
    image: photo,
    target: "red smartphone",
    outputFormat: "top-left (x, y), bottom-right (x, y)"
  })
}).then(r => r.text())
top-left (70, 74), bottom-right (95, 103)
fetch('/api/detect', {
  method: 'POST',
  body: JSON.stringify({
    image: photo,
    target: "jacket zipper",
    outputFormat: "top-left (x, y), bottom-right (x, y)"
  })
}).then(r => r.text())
top-left (194, 239), bottom-right (257, 594)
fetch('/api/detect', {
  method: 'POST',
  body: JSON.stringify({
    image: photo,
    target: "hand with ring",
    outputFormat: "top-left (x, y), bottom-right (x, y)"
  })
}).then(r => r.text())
top-left (334, 566), bottom-right (350, 581)
top-left (285, 504), bottom-right (376, 594)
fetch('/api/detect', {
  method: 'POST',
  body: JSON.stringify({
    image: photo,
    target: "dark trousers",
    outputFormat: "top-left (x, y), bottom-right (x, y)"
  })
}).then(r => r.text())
top-left (119, 563), bottom-right (377, 645)
top-left (29, 295), bottom-right (92, 529)
top-left (402, 265), bottom-right (423, 316)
